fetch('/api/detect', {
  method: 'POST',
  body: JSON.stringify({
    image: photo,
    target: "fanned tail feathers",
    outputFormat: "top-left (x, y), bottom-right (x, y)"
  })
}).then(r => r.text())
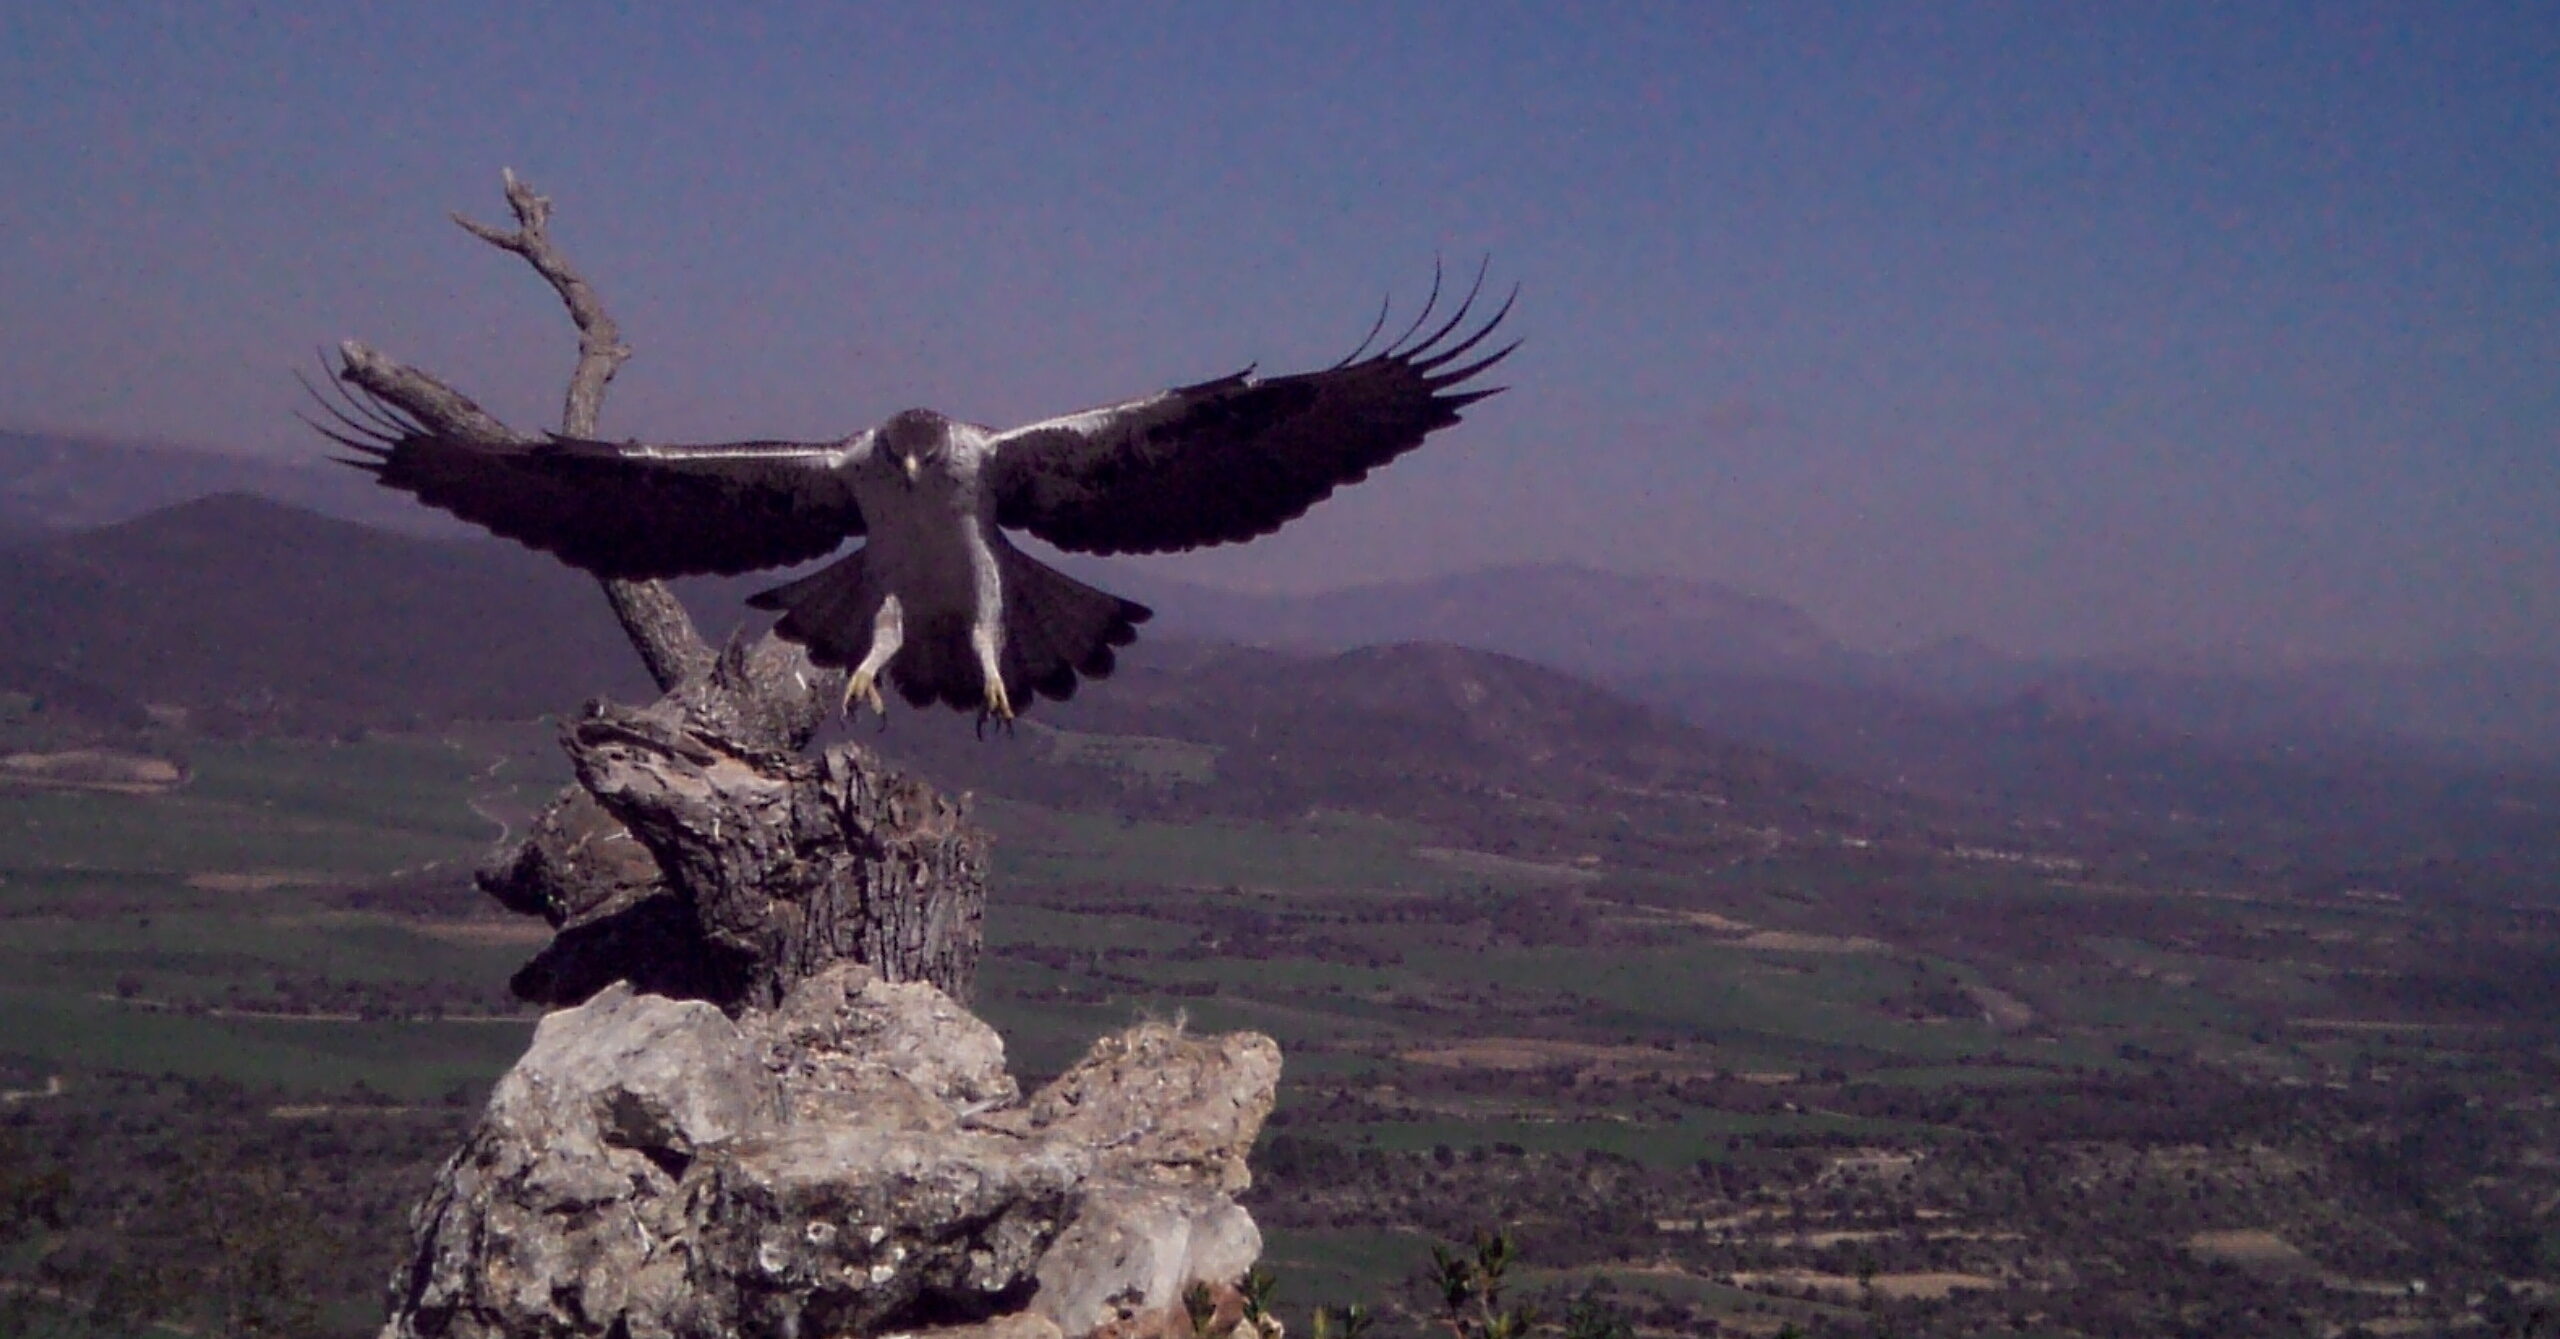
top-left (995, 548), bottom-right (1150, 707)
top-left (744, 553), bottom-right (882, 670)
top-left (746, 546), bottom-right (1150, 715)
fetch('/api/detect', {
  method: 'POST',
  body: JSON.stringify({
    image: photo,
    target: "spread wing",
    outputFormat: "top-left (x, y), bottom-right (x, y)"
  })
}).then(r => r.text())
top-left (983, 269), bottom-right (1516, 556)
top-left (307, 378), bottom-right (868, 580)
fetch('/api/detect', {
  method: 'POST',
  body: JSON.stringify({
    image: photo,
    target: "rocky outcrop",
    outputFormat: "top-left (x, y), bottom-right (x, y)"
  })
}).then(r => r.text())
top-left (383, 965), bottom-right (1280, 1339)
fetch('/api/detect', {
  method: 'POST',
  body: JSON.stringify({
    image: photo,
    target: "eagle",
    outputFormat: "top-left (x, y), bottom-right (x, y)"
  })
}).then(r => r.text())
top-left (311, 272), bottom-right (1514, 721)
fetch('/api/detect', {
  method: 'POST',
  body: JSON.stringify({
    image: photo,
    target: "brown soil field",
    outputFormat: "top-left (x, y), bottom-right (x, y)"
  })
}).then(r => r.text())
top-left (1, 749), bottom-right (184, 794)
top-left (1396, 1036), bottom-right (1716, 1076)
top-left (1730, 1268), bottom-right (2002, 1299)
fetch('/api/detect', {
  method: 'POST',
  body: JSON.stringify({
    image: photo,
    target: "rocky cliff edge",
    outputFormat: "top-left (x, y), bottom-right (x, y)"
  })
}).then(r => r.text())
top-left (384, 964), bottom-right (1282, 1339)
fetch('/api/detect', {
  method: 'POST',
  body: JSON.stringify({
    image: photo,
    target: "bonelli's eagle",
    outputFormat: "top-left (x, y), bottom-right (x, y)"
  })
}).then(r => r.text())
top-left (312, 271), bottom-right (1514, 721)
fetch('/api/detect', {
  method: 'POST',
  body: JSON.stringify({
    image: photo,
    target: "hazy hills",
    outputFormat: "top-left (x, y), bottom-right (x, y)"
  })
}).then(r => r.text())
top-left (861, 637), bottom-right (1967, 860)
top-left (0, 490), bottom-right (1946, 851)
top-left (5, 431), bottom-right (2557, 900)
top-left (12, 426), bottom-right (2556, 761)
top-left (5, 488), bottom-right (2556, 901)
top-left (1099, 562), bottom-right (1845, 682)
top-left (0, 430), bottom-right (463, 539)
top-left (1108, 561), bottom-right (2560, 767)
top-left (0, 493), bottom-right (650, 733)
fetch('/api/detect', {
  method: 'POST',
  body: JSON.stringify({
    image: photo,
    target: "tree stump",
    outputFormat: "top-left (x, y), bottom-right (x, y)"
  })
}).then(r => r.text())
top-left (484, 702), bottom-right (985, 1012)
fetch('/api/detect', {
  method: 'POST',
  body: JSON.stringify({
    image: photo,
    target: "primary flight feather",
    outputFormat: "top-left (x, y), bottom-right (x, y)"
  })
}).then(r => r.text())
top-left (311, 270), bottom-right (1516, 722)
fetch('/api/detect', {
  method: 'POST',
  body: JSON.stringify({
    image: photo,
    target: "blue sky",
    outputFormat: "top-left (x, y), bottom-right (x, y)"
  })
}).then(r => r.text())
top-left (2, 2), bottom-right (2553, 661)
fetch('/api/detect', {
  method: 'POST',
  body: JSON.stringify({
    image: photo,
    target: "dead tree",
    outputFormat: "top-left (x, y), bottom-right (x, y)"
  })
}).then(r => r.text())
top-left (321, 171), bottom-right (983, 1011)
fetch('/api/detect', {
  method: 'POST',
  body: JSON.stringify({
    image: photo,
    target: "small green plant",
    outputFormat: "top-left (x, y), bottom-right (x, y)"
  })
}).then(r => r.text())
top-left (1556, 1285), bottom-right (1635, 1339)
top-left (1271, 1229), bottom-right (1639, 1339)
top-left (1429, 1230), bottom-right (1538, 1339)
top-left (1239, 1264), bottom-right (1279, 1326)
top-left (1184, 1279), bottom-right (1222, 1337)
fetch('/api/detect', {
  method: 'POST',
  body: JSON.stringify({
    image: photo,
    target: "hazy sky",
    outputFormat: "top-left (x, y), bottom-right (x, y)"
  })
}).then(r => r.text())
top-left (3, 3), bottom-right (2553, 662)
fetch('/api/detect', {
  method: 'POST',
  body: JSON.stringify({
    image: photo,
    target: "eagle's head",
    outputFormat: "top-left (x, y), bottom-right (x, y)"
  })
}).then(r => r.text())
top-left (879, 408), bottom-right (952, 485)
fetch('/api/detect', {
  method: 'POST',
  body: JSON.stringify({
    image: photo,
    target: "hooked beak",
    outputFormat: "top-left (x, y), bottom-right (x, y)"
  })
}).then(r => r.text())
top-left (901, 454), bottom-right (920, 485)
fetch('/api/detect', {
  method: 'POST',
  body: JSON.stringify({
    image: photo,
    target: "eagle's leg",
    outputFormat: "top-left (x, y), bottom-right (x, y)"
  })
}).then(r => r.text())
top-left (970, 621), bottom-right (1014, 724)
top-left (842, 595), bottom-right (902, 718)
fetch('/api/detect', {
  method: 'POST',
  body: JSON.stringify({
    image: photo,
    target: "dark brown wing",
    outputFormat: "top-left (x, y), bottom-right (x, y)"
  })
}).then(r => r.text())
top-left (983, 269), bottom-right (1516, 556)
top-left (308, 379), bottom-right (867, 580)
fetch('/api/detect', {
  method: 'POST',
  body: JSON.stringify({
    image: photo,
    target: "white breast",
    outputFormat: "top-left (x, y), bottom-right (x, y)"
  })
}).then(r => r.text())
top-left (851, 452), bottom-right (1002, 635)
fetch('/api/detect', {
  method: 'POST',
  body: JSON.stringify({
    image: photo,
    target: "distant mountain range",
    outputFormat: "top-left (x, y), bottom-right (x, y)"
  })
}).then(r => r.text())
top-left (0, 429), bottom-right (465, 539)
top-left (1098, 561), bottom-right (2560, 767)
top-left (4, 484), bottom-right (2555, 902)
top-left (1092, 562), bottom-right (1845, 682)
top-left (860, 636), bottom-right (1971, 866)
top-left (14, 426), bottom-right (2553, 750)
top-left (0, 493), bottom-right (650, 734)
top-left (1080, 562), bottom-right (2560, 900)
top-left (10, 427), bottom-right (2559, 761)
top-left (0, 492), bottom-right (1966, 890)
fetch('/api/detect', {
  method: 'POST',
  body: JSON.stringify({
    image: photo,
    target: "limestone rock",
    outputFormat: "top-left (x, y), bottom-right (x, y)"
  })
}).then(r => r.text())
top-left (1028, 1188), bottom-right (1263, 1338)
top-left (1003, 1026), bottom-right (1282, 1193)
top-left (910, 1316), bottom-right (1066, 1339)
top-left (383, 965), bottom-right (1279, 1339)
top-left (763, 966), bottom-right (1017, 1118)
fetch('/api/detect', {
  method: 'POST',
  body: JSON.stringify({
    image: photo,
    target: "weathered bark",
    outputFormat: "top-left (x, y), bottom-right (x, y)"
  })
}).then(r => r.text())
top-left (339, 170), bottom-right (981, 1006)
top-left (561, 701), bottom-right (984, 1009)
top-left (603, 580), bottom-right (716, 695)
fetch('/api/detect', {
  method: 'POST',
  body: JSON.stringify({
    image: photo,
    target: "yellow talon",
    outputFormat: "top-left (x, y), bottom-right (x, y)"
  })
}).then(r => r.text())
top-left (984, 676), bottom-right (1014, 722)
top-left (842, 668), bottom-right (887, 717)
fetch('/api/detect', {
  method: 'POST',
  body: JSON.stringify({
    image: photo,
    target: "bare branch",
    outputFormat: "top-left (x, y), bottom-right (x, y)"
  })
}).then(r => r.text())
top-left (451, 168), bottom-right (632, 438)
top-left (451, 169), bottom-right (709, 691)
top-left (326, 339), bottom-right (716, 690)
top-left (332, 342), bottom-right (533, 446)
top-left (603, 582), bottom-right (716, 693)
top-left (330, 172), bottom-right (847, 736)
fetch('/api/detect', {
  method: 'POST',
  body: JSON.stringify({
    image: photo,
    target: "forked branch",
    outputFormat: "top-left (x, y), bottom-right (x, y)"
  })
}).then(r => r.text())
top-left (326, 171), bottom-right (848, 736)
top-left (452, 170), bottom-right (711, 690)
top-left (450, 168), bottom-right (632, 440)
top-left (363, 169), bottom-right (713, 692)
